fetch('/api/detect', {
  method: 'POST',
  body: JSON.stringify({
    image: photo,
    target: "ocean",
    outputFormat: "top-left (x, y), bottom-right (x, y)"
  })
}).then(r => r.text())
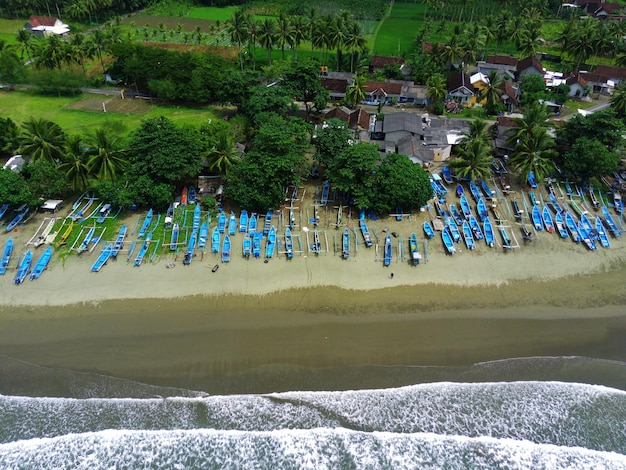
top-left (1, 356), bottom-right (626, 469)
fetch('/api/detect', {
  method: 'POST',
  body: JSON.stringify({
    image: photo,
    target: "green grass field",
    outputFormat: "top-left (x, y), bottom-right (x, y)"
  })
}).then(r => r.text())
top-left (0, 18), bottom-right (26, 46)
top-left (187, 6), bottom-right (239, 22)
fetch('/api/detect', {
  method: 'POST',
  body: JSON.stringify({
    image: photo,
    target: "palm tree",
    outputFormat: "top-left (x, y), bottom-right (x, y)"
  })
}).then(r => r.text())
top-left (227, 9), bottom-right (249, 70)
top-left (506, 102), bottom-right (550, 147)
top-left (477, 71), bottom-right (504, 115)
top-left (345, 21), bottom-right (366, 73)
top-left (448, 139), bottom-right (493, 182)
top-left (60, 135), bottom-right (91, 191)
top-left (610, 83), bottom-right (626, 118)
top-left (18, 118), bottom-right (66, 163)
top-left (291, 16), bottom-right (309, 59)
top-left (459, 119), bottom-right (491, 147)
top-left (15, 29), bottom-right (34, 63)
top-left (258, 18), bottom-right (277, 66)
top-left (86, 129), bottom-right (128, 182)
top-left (565, 19), bottom-right (596, 71)
top-left (329, 12), bottom-right (349, 71)
top-left (510, 127), bottom-right (557, 184)
top-left (311, 15), bottom-right (332, 63)
top-left (207, 132), bottom-right (240, 175)
top-left (426, 73), bottom-right (447, 104)
top-left (85, 29), bottom-right (109, 74)
top-left (345, 74), bottom-right (367, 108)
top-left (275, 12), bottom-right (294, 60)
top-left (245, 14), bottom-right (259, 69)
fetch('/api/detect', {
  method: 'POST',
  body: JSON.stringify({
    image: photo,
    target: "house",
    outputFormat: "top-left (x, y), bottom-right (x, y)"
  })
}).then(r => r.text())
top-left (579, 71), bottom-right (614, 94)
top-left (593, 65), bottom-right (626, 86)
top-left (477, 55), bottom-right (518, 80)
top-left (397, 135), bottom-right (451, 166)
top-left (321, 78), bottom-right (348, 101)
top-left (322, 106), bottom-right (371, 132)
top-left (369, 55), bottom-right (404, 74)
top-left (493, 116), bottom-right (519, 157)
top-left (578, 1), bottom-right (624, 19)
top-left (501, 80), bottom-right (519, 112)
top-left (517, 56), bottom-right (545, 79)
top-left (24, 16), bottom-right (70, 37)
top-left (565, 73), bottom-right (588, 97)
top-left (364, 80), bottom-right (403, 104)
top-left (470, 72), bottom-right (489, 105)
top-left (447, 72), bottom-right (475, 106)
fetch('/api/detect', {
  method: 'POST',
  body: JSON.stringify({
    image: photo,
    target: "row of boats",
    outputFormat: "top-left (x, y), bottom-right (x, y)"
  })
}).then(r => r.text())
top-left (0, 239), bottom-right (52, 284)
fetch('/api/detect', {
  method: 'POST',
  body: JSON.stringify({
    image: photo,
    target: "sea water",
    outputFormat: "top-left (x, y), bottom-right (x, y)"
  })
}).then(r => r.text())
top-left (1, 358), bottom-right (626, 469)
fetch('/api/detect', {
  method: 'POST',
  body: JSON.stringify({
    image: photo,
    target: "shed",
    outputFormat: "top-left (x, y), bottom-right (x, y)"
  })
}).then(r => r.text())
top-left (42, 199), bottom-right (63, 212)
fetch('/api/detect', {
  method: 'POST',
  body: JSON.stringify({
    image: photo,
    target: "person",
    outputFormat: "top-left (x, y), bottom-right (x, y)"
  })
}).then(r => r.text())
top-left (390, 272), bottom-right (394, 279)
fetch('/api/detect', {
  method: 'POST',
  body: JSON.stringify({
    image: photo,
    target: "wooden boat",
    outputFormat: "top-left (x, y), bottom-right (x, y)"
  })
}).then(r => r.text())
top-left (222, 235), bottom-right (231, 263)
top-left (6, 207), bottom-right (29, 232)
top-left (589, 186), bottom-right (600, 209)
top-left (431, 176), bottom-right (447, 195)
top-left (0, 203), bottom-right (8, 221)
top-left (449, 204), bottom-right (464, 226)
top-left (596, 217), bottom-right (610, 248)
top-left (580, 213), bottom-right (595, 238)
top-left (409, 232), bottom-right (420, 265)
top-left (217, 211), bottom-right (226, 233)
top-left (554, 212), bottom-right (569, 239)
top-left (183, 230), bottom-right (197, 265)
top-left (468, 215), bottom-right (483, 240)
top-left (476, 198), bottom-right (488, 222)
top-left (441, 227), bottom-right (456, 254)
top-left (91, 243), bottom-right (113, 272)
top-left (248, 213), bottom-right (257, 234)
top-left (134, 232), bottom-right (153, 266)
top-left (211, 227), bottom-right (220, 253)
top-left (395, 206), bottom-right (403, 221)
top-left (72, 194), bottom-right (94, 222)
top-left (459, 195), bottom-right (472, 219)
top-left (565, 212), bottom-right (581, 243)
top-left (479, 179), bottom-right (494, 199)
top-left (446, 217), bottom-right (461, 243)
top-left (0, 237), bottom-right (13, 275)
top-left (96, 204), bottom-right (112, 223)
top-left (531, 205), bottom-right (543, 231)
top-left (434, 200), bottom-right (449, 218)
top-left (570, 200), bottom-right (584, 217)
top-left (34, 218), bottom-right (56, 248)
top-left (469, 181), bottom-right (482, 202)
top-left (542, 206), bottom-right (555, 233)
top-left (138, 209), bottom-right (153, 238)
top-left (165, 203), bottom-right (174, 228)
top-left (462, 220), bottom-right (475, 250)
top-left (265, 226), bottom-right (276, 258)
top-left (112, 224), bottom-right (127, 257)
top-left (423, 221), bottom-right (435, 239)
top-left (29, 246), bottom-right (52, 280)
top-left (198, 221), bottom-right (208, 250)
top-left (189, 204), bottom-right (200, 232)
top-left (528, 191), bottom-right (538, 207)
top-left (71, 191), bottom-right (87, 211)
top-left (565, 180), bottom-right (574, 197)
top-left (578, 222), bottom-right (597, 250)
top-left (499, 227), bottom-right (512, 249)
top-left (511, 199), bottom-right (523, 221)
top-left (360, 219), bottom-right (373, 247)
top-left (613, 192), bottom-right (623, 215)
top-left (263, 211), bottom-right (273, 236)
top-left (520, 222), bottom-right (533, 241)
top-left (456, 184), bottom-right (464, 198)
top-left (528, 171), bottom-right (538, 188)
top-left (181, 187), bottom-right (188, 206)
top-left (442, 167), bottom-right (454, 184)
top-left (549, 193), bottom-right (563, 214)
top-left (170, 223), bottom-right (179, 252)
top-left (14, 250), bottom-right (32, 285)
top-left (311, 229), bottom-right (322, 254)
top-left (285, 227), bottom-right (294, 259)
top-left (601, 206), bottom-right (622, 237)
top-left (383, 235), bottom-right (392, 266)
top-left (240, 210), bottom-right (248, 233)
top-left (483, 217), bottom-right (495, 248)
top-left (77, 225), bottom-right (96, 254)
top-left (290, 206), bottom-right (297, 229)
top-left (228, 211), bottom-right (237, 236)
top-left (320, 180), bottom-right (330, 205)
top-left (188, 186), bottom-right (197, 204)
top-left (243, 234), bottom-right (252, 258)
top-left (342, 228), bottom-right (351, 260)
top-left (252, 233), bottom-right (262, 258)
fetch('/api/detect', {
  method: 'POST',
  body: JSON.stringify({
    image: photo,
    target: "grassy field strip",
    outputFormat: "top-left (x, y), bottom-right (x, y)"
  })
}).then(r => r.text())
top-left (187, 7), bottom-right (238, 21)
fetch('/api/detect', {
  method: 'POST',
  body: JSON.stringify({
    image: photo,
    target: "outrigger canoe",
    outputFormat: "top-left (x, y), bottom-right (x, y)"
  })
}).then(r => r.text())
top-left (601, 206), bottom-right (622, 237)
top-left (285, 227), bottom-right (294, 259)
top-left (170, 223), bottom-right (179, 252)
top-left (198, 221), bottom-right (208, 250)
top-left (6, 207), bottom-right (29, 232)
top-left (211, 227), bottom-right (220, 254)
top-left (76, 225), bottom-right (96, 255)
top-left (183, 230), bottom-right (196, 265)
top-left (222, 235), bottom-right (231, 263)
top-left (91, 243), bottom-right (113, 272)
top-left (112, 224), bottom-right (127, 257)
top-left (596, 217), bottom-right (610, 248)
top-left (138, 209), bottom-right (153, 238)
top-left (409, 232), bottom-right (420, 265)
top-left (342, 228), bottom-right (350, 260)
top-left (218, 211), bottom-right (226, 234)
top-left (0, 237), bottom-right (13, 275)
top-left (29, 246), bottom-right (52, 280)
top-left (383, 235), bottom-right (392, 266)
top-left (360, 219), bottom-right (373, 247)
top-left (134, 232), bottom-right (153, 266)
top-left (441, 227), bottom-right (456, 254)
top-left (483, 217), bottom-right (495, 248)
top-left (263, 211), bottom-right (273, 236)
top-left (265, 226), bottom-right (276, 258)
top-left (14, 250), bottom-right (32, 284)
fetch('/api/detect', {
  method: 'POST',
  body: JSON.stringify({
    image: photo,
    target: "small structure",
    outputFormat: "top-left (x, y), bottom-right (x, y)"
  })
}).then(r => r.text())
top-left (321, 77), bottom-right (348, 102)
top-left (517, 55), bottom-right (546, 80)
top-left (369, 55), bottom-right (405, 74)
top-left (41, 199), bottom-right (63, 212)
top-left (3, 155), bottom-right (25, 172)
top-left (447, 72), bottom-right (475, 106)
top-left (477, 55), bottom-right (518, 81)
top-left (24, 16), bottom-right (70, 37)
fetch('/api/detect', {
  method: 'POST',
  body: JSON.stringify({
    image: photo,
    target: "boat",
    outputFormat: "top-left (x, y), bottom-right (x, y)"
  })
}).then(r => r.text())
top-left (263, 211), bottom-right (273, 236)
top-left (601, 206), bottom-right (622, 237)
top-left (198, 221), bottom-right (208, 250)
top-left (476, 198), bottom-right (488, 222)
top-left (469, 181), bottom-right (482, 202)
top-left (511, 199), bottom-right (523, 221)
top-left (222, 235), bottom-right (231, 263)
top-left (181, 187), bottom-right (188, 206)
top-left (191, 204), bottom-right (201, 232)
top-left (188, 186), bottom-right (197, 204)
top-left (531, 205), bottom-right (543, 231)
top-left (483, 217), bottom-right (495, 248)
top-left (430, 177), bottom-right (447, 197)
top-left (459, 195), bottom-right (472, 219)
top-left (96, 204), bottom-right (112, 224)
top-left (243, 234), bottom-right (252, 258)
top-left (528, 191), bottom-right (538, 207)
top-left (528, 171), bottom-right (538, 188)
top-left (76, 225), bottom-right (96, 254)
top-left (549, 193), bottom-right (563, 214)
top-left (456, 184), bottom-right (464, 198)
top-left (342, 228), bottom-right (351, 260)
top-left (320, 180), bottom-right (330, 205)
top-left (570, 200), bottom-right (584, 217)
top-left (360, 219), bottom-right (373, 247)
top-left (442, 167), bottom-right (454, 184)
top-left (462, 220), bottom-right (475, 250)
top-left (91, 243), bottom-right (113, 272)
top-left (14, 250), bottom-right (32, 284)
top-left (34, 218), bottom-right (56, 248)
top-left (0, 203), bottom-right (8, 221)
top-left (565, 180), bottom-right (574, 197)
top-left (578, 222), bottom-right (597, 250)
top-left (248, 213), bottom-right (257, 234)
top-left (449, 204), bottom-right (464, 226)
top-left (589, 186), bottom-right (600, 209)
top-left (0, 238), bottom-right (13, 275)
top-left (138, 209), bottom-right (153, 238)
top-left (170, 223), bottom-right (179, 252)
top-left (134, 232), bottom-right (153, 266)
top-left (165, 203), bottom-right (174, 228)
top-left (554, 212), bottom-right (569, 239)
top-left (479, 179), bottom-right (494, 199)
top-left (183, 230), bottom-right (197, 265)
top-left (265, 226), bottom-right (276, 258)
top-left (446, 217), bottom-right (461, 243)
top-left (520, 222), bottom-right (533, 241)
top-left (499, 227), bottom-right (512, 249)
top-left (409, 233), bottom-right (420, 265)
top-left (240, 210), bottom-right (248, 232)
top-left (56, 221), bottom-right (74, 246)
top-left (596, 217), bottom-right (610, 248)
top-left (211, 227), bottom-right (220, 253)
top-left (112, 224), bottom-right (127, 257)
top-left (468, 215), bottom-right (483, 240)
top-left (613, 192), bottom-right (623, 215)
top-left (441, 227), bottom-right (456, 254)
top-left (29, 246), bottom-right (52, 280)
top-left (252, 233), bottom-right (262, 258)
top-left (228, 211), bottom-right (237, 236)
top-left (423, 221), bottom-right (435, 239)
top-left (217, 211), bottom-right (226, 233)
top-left (565, 212), bottom-right (581, 243)
top-left (290, 206), bottom-right (297, 228)
top-left (542, 206), bottom-right (555, 234)
top-left (434, 200), bottom-right (449, 218)
top-left (383, 235), bottom-right (392, 266)
top-left (72, 194), bottom-right (94, 222)
top-left (580, 212), bottom-right (595, 238)
top-left (285, 227), bottom-right (294, 259)
top-left (5, 207), bottom-right (29, 232)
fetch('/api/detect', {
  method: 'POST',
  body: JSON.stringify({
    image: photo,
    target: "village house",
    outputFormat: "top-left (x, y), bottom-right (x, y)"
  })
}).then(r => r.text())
top-left (24, 16), bottom-right (70, 37)
top-left (369, 55), bottom-right (405, 75)
top-left (477, 55), bottom-right (518, 80)
top-left (517, 55), bottom-right (546, 80)
top-left (447, 72), bottom-right (475, 106)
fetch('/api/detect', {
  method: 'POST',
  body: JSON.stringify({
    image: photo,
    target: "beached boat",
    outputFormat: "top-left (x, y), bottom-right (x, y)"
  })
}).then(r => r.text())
top-left (5, 207), bottom-right (29, 232)
top-left (198, 221), bottom-right (208, 250)
top-left (76, 225), bottom-right (96, 254)
top-left (479, 179), bottom-right (494, 199)
top-left (222, 235), bottom-right (231, 263)
top-left (409, 232), bottom-right (420, 265)
top-left (90, 243), bottom-right (113, 272)
top-left (532, 205), bottom-right (543, 231)
top-left (589, 186), bottom-right (600, 209)
top-left (14, 250), bottom-right (32, 284)
top-left (613, 192), bottom-right (623, 215)
top-left (72, 194), bottom-right (94, 222)
top-left (520, 222), bottom-right (533, 241)
top-left (483, 217), bottom-right (495, 247)
top-left (0, 238), bottom-right (13, 275)
top-left (138, 209), bottom-right (153, 238)
top-left (565, 212), bottom-right (581, 243)
top-left (188, 186), bottom-right (197, 205)
top-left (34, 218), bottom-right (55, 248)
top-left (342, 228), bottom-right (351, 260)
top-left (263, 211), bottom-right (273, 236)
top-left (181, 187), bottom-right (188, 206)
top-left (134, 232), bottom-right (153, 266)
top-left (320, 180), bottom-right (330, 205)
top-left (211, 226), bottom-right (220, 254)
top-left (265, 226), bottom-right (276, 258)
top-left (459, 195), bottom-right (472, 219)
top-left (441, 227), bottom-right (456, 254)
top-left (112, 224), bottom-right (127, 257)
top-left (248, 213), bottom-right (257, 234)
top-left (217, 211), bottom-right (226, 234)
top-left (528, 171), bottom-right (538, 188)
top-left (243, 234), bottom-right (252, 258)
top-left (469, 181), bottom-right (482, 202)
top-left (462, 220), bottom-right (475, 250)
top-left (499, 227), bottom-right (512, 249)
top-left (240, 210), bottom-right (248, 233)
top-left (434, 200), bottom-right (449, 218)
top-left (290, 206), bottom-right (297, 228)
top-left (96, 204), bottom-right (112, 224)
top-left (360, 219), bottom-right (374, 247)
top-left (285, 227), bottom-right (294, 260)
top-left (183, 230), bottom-right (196, 265)
top-left (29, 246), bottom-right (52, 280)
top-left (468, 215), bottom-right (483, 240)
top-left (549, 193), bottom-right (563, 214)
top-left (446, 217), bottom-right (461, 243)
top-left (596, 217), bottom-right (610, 248)
top-left (511, 199), bottom-right (523, 221)
top-left (542, 206), bottom-right (555, 234)
top-left (449, 204), bottom-right (464, 226)
top-left (423, 221), bottom-right (435, 239)
top-left (311, 229), bottom-right (321, 255)
top-left (228, 211), bottom-right (237, 236)
top-left (56, 221), bottom-right (74, 246)
top-left (528, 191), bottom-right (538, 208)
top-left (383, 235), bottom-right (392, 266)
top-left (580, 213), bottom-right (595, 238)
top-left (430, 177), bottom-right (448, 196)
top-left (169, 223), bottom-right (180, 252)
top-left (0, 203), bottom-right (9, 221)
top-left (252, 233), bottom-right (262, 258)
top-left (476, 198), bottom-right (488, 222)
top-left (191, 204), bottom-right (201, 232)
top-left (601, 206), bottom-right (622, 237)
top-left (578, 222), bottom-right (597, 251)
top-left (570, 200), bottom-right (584, 217)
top-left (442, 167), bottom-right (454, 184)
top-left (554, 212), bottom-right (569, 239)
top-left (165, 203), bottom-right (174, 228)
top-left (456, 184), bottom-right (464, 198)
top-left (565, 180), bottom-right (574, 197)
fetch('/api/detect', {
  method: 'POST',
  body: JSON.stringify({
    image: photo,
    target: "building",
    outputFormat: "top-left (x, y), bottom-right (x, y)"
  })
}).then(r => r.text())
top-left (24, 16), bottom-right (70, 37)
top-left (517, 55), bottom-right (546, 80)
top-left (447, 72), bottom-right (475, 106)
top-left (477, 55), bottom-right (518, 80)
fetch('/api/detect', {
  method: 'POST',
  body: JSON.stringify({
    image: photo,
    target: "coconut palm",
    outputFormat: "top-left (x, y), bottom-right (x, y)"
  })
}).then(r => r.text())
top-left (565, 18), bottom-right (596, 71)
top-left (329, 12), bottom-right (349, 71)
top-left (85, 29), bottom-right (109, 74)
top-left (509, 127), bottom-right (557, 184)
top-left (258, 18), bottom-right (277, 65)
top-left (59, 135), bottom-right (91, 191)
top-left (345, 74), bottom-right (367, 108)
top-left (345, 21), bottom-right (367, 73)
top-left (291, 15), bottom-right (308, 59)
top-left (18, 118), bottom-right (65, 163)
top-left (311, 15), bottom-right (332, 63)
top-left (275, 12), bottom-right (294, 60)
top-left (610, 83), bottom-right (626, 118)
top-left (86, 129), bottom-right (128, 182)
top-left (426, 73), bottom-right (447, 104)
top-left (505, 102), bottom-right (550, 147)
top-left (245, 14), bottom-right (259, 69)
top-left (207, 132), bottom-right (240, 175)
top-left (477, 71), bottom-right (504, 115)
top-left (226, 9), bottom-right (249, 70)
top-left (459, 119), bottom-right (491, 147)
top-left (15, 29), bottom-right (34, 63)
top-left (448, 139), bottom-right (493, 182)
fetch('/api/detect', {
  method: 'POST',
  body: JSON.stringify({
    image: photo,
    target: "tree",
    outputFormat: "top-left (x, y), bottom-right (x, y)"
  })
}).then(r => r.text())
top-left (15, 29), bottom-right (34, 63)
top-left (59, 134), bottom-right (91, 191)
top-left (448, 139), bottom-right (493, 182)
top-left (509, 127), bottom-right (557, 184)
top-left (426, 73), bottom-right (447, 104)
top-left (21, 159), bottom-right (68, 198)
top-left (0, 117), bottom-right (19, 157)
top-left (459, 119), bottom-right (491, 147)
top-left (275, 12), bottom-right (295, 61)
top-left (506, 102), bottom-right (550, 147)
top-left (0, 44), bottom-right (26, 85)
top-left (226, 9), bottom-right (248, 70)
top-left (282, 59), bottom-right (329, 121)
top-left (562, 137), bottom-right (620, 182)
top-left (313, 118), bottom-right (353, 168)
top-left (86, 129), bottom-right (128, 183)
top-left (610, 83), bottom-right (626, 118)
top-left (18, 118), bottom-right (66, 163)
top-left (345, 21), bottom-right (367, 73)
top-left (477, 71), bottom-right (504, 115)
top-left (205, 129), bottom-right (241, 176)
top-left (519, 74), bottom-right (548, 107)
top-left (258, 18), bottom-right (277, 66)
top-left (345, 74), bottom-right (367, 108)
top-left (0, 169), bottom-right (36, 208)
top-left (241, 85), bottom-right (295, 125)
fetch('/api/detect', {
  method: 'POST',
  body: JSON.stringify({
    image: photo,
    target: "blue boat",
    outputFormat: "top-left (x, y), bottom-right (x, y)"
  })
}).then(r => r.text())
top-left (239, 210), bottom-right (249, 232)
top-left (462, 220), bottom-right (475, 250)
top-left (601, 206), bottom-right (622, 237)
top-left (134, 232), bottom-right (153, 266)
top-left (222, 235), bottom-right (231, 263)
top-left (6, 207), bottom-right (29, 232)
top-left (188, 186), bottom-right (197, 204)
top-left (430, 176), bottom-right (448, 195)
top-left (342, 228), bottom-right (351, 260)
top-left (211, 227), bottom-right (220, 254)
top-left (252, 233), bottom-right (262, 258)
top-left (468, 215), bottom-right (483, 240)
top-left (580, 213), bottom-right (594, 237)
top-left (77, 226), bottom-right (96, 255)
top-left (0, 237), bottom-right (13, 275)
top-left (483, 217), bottom-right (495, 248)
top-left (442, 167), bottom-right (454, 184)
top-left (138, 209), bottom-right (153, 238)
top-left (243, 234), bottom-right (252, 258)
top-left (183, 230), bottom-right (197, 265)
top-left (469, 181), bottom-right (482, 202)
top-left (360, 219), bottom-right (373, 247)
top-left (542, 206), bottom-right (555, 234)
top-left (112, 224), bottom-right (127, 257)
top-left (248, 213), bottom-right (257, 234)
top-left (499, 227), bottom-right (512, 249)
top-left (198, 221), bottom-right (208, 250)
top-left (14, 250), bottom-right (32, 284)
top-left (170, 223), bottom-right (179, 252)
top-left (476, 198), bottom-right (488, 222)
top-left (409, 233), bottom-right (420, 265)
top-left (565, 212), bottom-right (581, 243)
top-left (383, 235), bottom-right (392, 266)
top-left (423, 221), bottom-right (435, 239)
top-left (613, 192), bottom-right (623, 215)
top-left (0, 203), bottom-right (9, 220)
top-left (263, 211), bottom-right (273, 236)
top-left (441, 227), bottom-right (456, 254)
top-left (528, 171), bottom-right (538, 188)
top-left (449, 204), bottom-right (464, 226)
top-left (446, 217), bottom-right (461, 243)
top-left (165, 203), bottom-right (174, 228)
top-left (565, 180), bottom-right (574, 197)
top-left (578, 222), bottom-right (597, 251)
top-left (192, 204), bottom-right (201, 232)
top-left (596, 217), bottom-right (610, 248)
top-left (532, 205), bottom-right (543, 231)
top-left (96, 204), bottom-right (112, 223)
top-left (217, 211), bottom-right (226, 233)
top-left (72, 194), bottom-right (94, 222)
top-left (459, 195), bottom-right (472, 219)
top-left (549, 193), bottom-right (563, 214)
top-left (320, 180), bottom-right (330, 205)
top-left (285, 227), bottom-right (294, 259)
top-left (228, 211), bottom-right (237, 236)
top-left (554, 212), bottom-right (569, 239)
top-left (479, 179), bottom-right (494, 199)
top-left (588, 186), bottom-right (600, 209)
top-left (265, 226), bottom-right (276, 258)
top-left (29, 246), bottom-right (52, 280)
top-left (456, 184), bottom-right (464, 198)
top-left (91, 243), bottom-right (113, 272)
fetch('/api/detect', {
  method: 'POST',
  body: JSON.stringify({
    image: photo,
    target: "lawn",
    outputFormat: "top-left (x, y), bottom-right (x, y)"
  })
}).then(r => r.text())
top-left (0, 18), bottom-right (26, 46)
top-left (187, 7), bottom-right (239, 22)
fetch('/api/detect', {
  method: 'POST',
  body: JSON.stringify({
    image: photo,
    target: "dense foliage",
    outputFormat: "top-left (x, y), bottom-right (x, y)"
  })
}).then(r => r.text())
top-left (1, 0), bottom-right (152, 21)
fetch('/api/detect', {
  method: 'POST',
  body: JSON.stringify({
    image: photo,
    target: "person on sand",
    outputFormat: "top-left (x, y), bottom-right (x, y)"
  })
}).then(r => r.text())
top-left (390, 272), bottom-right (394, 279)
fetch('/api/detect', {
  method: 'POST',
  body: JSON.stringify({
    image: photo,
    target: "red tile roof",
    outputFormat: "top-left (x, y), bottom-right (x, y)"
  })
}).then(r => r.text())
top-left (28, 15), bottom-right (58, 27)
top-left (364, 81), bottom-right (402, 95)
top-left (593, 65), bottom-right (626, 80)
top-left (321, 78), bottom-right (348, 94)
top-left (517, 55), bottom-right (545, 74)
top-left (486, 55), bottom-right (518, 66)
top-left (371, 55), bottom-right (404, 67)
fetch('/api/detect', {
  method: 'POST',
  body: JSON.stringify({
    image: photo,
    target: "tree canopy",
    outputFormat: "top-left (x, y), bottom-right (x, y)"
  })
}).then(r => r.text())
top-left (313, 119), bottom-right (353, 168)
